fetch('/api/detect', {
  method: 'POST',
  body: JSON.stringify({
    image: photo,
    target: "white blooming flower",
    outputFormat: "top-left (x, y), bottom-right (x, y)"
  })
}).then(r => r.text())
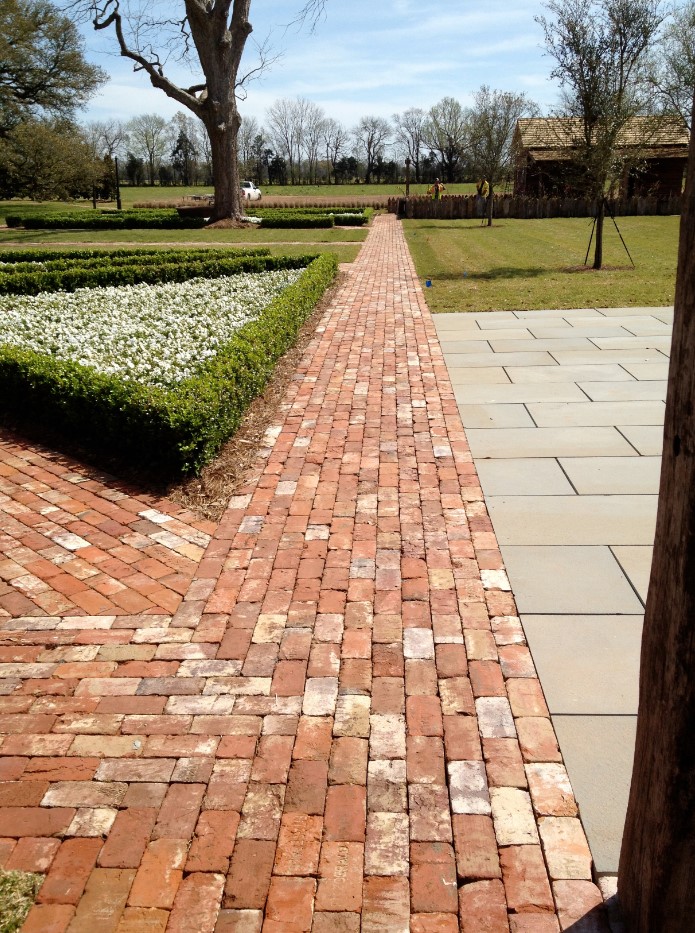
top-left (0, 270), bottom-right (304, 390)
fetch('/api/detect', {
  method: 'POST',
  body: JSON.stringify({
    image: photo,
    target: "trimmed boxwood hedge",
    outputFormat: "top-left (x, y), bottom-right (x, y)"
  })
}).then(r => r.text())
top-left (0, 251), bottom-right (300, 295)
top-left (0, 247), bottom-right (268, 268)
top-left (248, 208), bottom-right (371, 228)
top-left (0, 253), bottom-right (337, 477)
top-left (5, 209), bottom-right (206, 230)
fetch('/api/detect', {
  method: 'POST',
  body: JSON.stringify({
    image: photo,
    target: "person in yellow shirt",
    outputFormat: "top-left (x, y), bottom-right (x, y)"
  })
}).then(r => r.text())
top-left (427, 178), bottom-right (446, 200)
top-left (476, 179), bottom-right (490, 219)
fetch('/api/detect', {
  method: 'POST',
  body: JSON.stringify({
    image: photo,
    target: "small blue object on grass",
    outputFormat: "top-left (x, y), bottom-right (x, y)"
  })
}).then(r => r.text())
top-left (425, 278), bottom-right (432, 288)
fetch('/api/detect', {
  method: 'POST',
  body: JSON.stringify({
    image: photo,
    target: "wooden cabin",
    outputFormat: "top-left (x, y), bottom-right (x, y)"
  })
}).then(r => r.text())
top-left (514, 116), bottom-right (689, 198)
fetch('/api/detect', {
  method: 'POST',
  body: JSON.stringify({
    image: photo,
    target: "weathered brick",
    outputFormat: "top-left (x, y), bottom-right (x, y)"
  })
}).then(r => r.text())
top-left (167, 872), bottom-right (225, 932)
top-left (38, 838), bottom-right (102, 905)
top-left (452, 814), bottom-right (501, 880)
top-left (225, 839), bottom-right (276, 909)
top-left (128, 838), bottom-right (187, 908)
top-left (458, 879), bottom-right (510, 933)
top-left (98, 808), bottom-right (157, 868)
top-left (186, 810), bottom-right (240, 872)
top-left (315, 841), bottom-right (364, 912)
top-left (500, 844), bottom-right (554, 912)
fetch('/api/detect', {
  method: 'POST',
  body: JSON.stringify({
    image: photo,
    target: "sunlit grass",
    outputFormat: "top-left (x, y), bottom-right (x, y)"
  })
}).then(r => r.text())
top-left (0, 870), bottom-right (43, 933)
top-left (404, 215), bottom-right (679, 312)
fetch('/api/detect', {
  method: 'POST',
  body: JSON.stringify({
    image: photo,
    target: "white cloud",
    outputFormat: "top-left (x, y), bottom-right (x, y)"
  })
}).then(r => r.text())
top-left (78, 0), bottom-right (561, 127)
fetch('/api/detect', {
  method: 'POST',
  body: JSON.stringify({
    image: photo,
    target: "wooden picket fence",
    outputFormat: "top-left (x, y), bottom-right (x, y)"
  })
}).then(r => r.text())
top-left (388, 193), bottom-right (683, 219)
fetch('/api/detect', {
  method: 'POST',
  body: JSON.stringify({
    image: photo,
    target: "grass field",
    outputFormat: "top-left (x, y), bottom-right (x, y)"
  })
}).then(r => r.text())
top-left (0, 182), bottom-right (478, 220)
top-left (0, 226), bottom-right (365, 264)
top-left (404, 215), bottom-right (680, 312)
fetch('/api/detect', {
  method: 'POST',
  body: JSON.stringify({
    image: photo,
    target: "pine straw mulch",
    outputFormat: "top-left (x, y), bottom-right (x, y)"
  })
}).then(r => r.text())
top-left (166, 270), bottom-right (346, 522)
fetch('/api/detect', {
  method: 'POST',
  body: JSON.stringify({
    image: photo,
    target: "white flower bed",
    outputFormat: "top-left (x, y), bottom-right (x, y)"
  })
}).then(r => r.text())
top-left (0, 270), bottom-right (304, 389)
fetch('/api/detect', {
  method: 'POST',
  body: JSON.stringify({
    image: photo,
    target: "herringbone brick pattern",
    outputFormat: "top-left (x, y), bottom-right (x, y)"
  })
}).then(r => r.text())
top-left (0, 215), bottom-right (609, 932)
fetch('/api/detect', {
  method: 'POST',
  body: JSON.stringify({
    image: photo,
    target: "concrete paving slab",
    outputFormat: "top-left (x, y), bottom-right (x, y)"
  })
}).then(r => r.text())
top-left (577, 381), bottom-right (666, 401)
top-left (515, 308), bottom-right (597, 318)
top-left (581, 316), bottom-right (670, 330)
top-left (549, 349), bottom-right (666, 365)
top-left (552, 715), bottom-right (637, 874)
top-left (446, 366), bottom-right (511, 385)
top-left (622, 320), bottom-right (673, 336)
top-left (445, 351), bottom-right (557, 368)
top-left (475, 458), bottom-right (575, 496)
top-left (527, 400), bottom-right (665, 427)
top-left (438, 339), bottom-right (495, 354)
top-left (501, 545), bottom-right (645, 614)
top-left (468, 311), bottom-right (521, 323)
top-left (529, 326), bottom-right (632, 339)
top-left (466, 426), bottom-right (636, 459)
top-left (520, 615), bottom-right (643, 714)
top-left (611, 546), bottom-right (653, 602)
top-left (600, 306), bottom-right (673, 316)
top-left (454, 383), bottom-right (588, 405)
top-left (618, 425), bottom-right (665, 456)
top-left (619, 362), bottom-right (670, 380)
top-left (488, 337), bottom-right (595, 352)
top-left (590, 336), bottom-right (672, 352)
top-left (487, 494), bottom-right (657, 545)
top-left (506, 364), bottom-right (635, 384)
top-left (456, 403), bottom-right (536, 428)
top-left (559, 457), bottom-right (661, 495)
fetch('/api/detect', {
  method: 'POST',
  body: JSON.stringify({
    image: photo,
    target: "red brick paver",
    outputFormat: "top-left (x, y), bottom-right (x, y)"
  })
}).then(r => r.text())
top-left (1, 215), bottom-right (608, 932)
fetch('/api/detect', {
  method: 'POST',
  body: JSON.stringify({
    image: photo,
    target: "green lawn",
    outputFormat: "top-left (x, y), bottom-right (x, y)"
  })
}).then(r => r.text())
top-left (0, 225), bottom-right (365, 264)
top-left (0, 182), bottom-right (477, 220)
top-left (404, 215), bottom-right (680, 312)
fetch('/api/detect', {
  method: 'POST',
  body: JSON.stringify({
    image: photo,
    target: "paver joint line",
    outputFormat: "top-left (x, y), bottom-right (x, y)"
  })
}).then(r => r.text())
top-left (0, 215), bottom-right (607, 931)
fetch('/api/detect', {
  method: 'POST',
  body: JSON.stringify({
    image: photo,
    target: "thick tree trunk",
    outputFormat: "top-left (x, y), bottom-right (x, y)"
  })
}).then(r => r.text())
top-left (618, 101), bottom-right (695, 932)
top-left (593, 196), bottom-right (605, 269)
top-left (206, 111), bottom-right (242, 221)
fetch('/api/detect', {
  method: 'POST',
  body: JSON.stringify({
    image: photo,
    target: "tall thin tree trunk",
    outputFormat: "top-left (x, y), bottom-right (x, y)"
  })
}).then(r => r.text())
top-left (618, 97), bottom-right (695, 933)
top-left (487, 184), bottom-right (494, 227)
top-left (593, 196), bottom-right (605, 269)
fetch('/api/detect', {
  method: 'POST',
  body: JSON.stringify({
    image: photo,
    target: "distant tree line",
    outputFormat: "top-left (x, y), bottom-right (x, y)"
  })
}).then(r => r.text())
top-left (0, 0), bottom-right (692, 204)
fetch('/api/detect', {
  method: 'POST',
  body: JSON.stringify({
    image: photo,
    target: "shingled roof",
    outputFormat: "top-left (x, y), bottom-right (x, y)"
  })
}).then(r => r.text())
top-left (516, 116), bottom-right (689, 153)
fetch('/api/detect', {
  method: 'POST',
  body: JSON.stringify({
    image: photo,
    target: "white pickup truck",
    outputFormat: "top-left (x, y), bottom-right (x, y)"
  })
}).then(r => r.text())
top-left (239, 181), bottom-right (262, 201)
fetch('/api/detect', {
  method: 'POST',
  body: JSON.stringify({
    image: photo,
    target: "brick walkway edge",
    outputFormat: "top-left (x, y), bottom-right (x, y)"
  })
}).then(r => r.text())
top-left (0, 215), bottom-right (610, 932)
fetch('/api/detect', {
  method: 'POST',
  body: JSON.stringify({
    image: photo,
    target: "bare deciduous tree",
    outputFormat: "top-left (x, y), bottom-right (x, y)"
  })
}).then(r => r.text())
top-left (322, 117), bottom-right (348, 184)
top-left (647, 0), bottom-right (695, 130)
top-left (127, 113), bottom-right (171, 186)
top-left (267, 97), bottom-right (302, 184)
top-left (423, 97), bottom-right (468, 183)
top-left (302, 101), bottom-right (326, 183)
top-left (353, 116), bottom-right (391, 184)
top-left (63, 1), bottom-right (326, 218)
top-left (85, 119), bottom-right (129, 159)
top-left (537, 0), bottom-right (663, 268)
top-left (393, 107), bottom-right (427, 182)
top-left (468, 86), bottom-right (537, 225)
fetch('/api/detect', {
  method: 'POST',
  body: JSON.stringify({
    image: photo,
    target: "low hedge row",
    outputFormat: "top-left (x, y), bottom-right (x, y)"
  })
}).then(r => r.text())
top-left (0, 246), bottom-right (208, 263)
top-left (5, 210), bottom-right (206, 230)
top-left (0, 247), bottom-right (270, 276)
top-left (249, 208), bottom-right (371, 227)
top-left (0, 251), bottom-right (303, 295)
top-left (255, 213), bottom-right (335, 229)
top-left (0, 253), bottom-right (338, 476)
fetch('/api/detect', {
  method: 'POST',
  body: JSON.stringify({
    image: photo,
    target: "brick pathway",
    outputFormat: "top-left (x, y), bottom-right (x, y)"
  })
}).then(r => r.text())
top-left (0, 215), bottom-right (610, 932)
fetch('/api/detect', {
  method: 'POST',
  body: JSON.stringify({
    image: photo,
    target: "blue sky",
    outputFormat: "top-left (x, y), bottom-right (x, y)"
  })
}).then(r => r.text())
top-left (81, 0), bottom-right (562, 128)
